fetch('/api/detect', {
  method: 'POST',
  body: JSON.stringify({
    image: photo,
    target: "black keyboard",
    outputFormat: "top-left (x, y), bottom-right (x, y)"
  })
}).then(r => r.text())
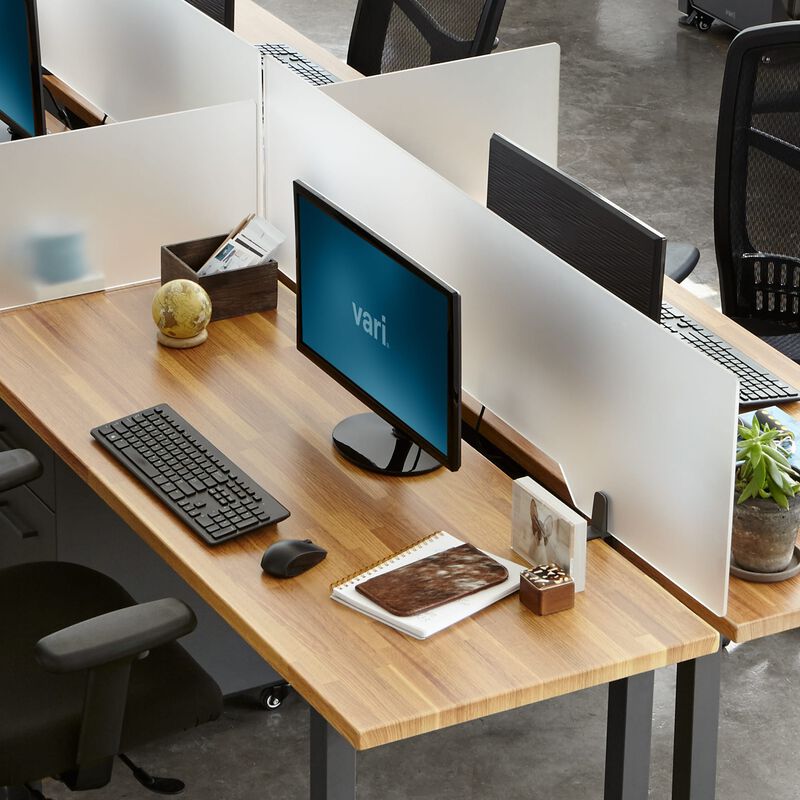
top-left (257, 43), bottom-right (339, 86)
top-left (660, 303), bottom-right (800, 409)
top-left (91, 404), bottom-right (290, 545)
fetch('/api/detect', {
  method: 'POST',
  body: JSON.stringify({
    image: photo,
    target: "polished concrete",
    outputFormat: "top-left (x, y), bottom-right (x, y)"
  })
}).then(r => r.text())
top-left (43, 630), bottom-right (800, 799)
top-left (40, 3), bottom-right (800, 798)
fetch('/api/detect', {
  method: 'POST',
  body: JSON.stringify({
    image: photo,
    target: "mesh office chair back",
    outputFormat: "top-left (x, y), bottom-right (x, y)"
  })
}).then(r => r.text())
top-left (347, 0), bottom-right (506, 76)
top-left (715, 22), bottom-right (800, 344)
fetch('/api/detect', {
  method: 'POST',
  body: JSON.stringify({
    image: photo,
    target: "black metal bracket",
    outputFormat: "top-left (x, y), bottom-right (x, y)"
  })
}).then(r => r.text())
top-left (586, 491), bottom-right (611, 542)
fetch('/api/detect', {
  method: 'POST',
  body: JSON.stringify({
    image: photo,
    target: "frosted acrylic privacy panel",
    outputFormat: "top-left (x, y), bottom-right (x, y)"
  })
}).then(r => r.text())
top-left (0, 101), bottom-right (257, 310)
top-left (266, 64), bottom-right (736, 615)
top-left (321, 45), bottom-right (560, 202)
top-left (38, 0), bottom-right (261, 122)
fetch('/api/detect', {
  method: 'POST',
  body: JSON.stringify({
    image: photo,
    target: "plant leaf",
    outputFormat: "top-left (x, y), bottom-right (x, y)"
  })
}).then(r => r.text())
top-left (764, 445), bottom-right (792, 468)
top-left (772, 483), bottom-right (789, 509)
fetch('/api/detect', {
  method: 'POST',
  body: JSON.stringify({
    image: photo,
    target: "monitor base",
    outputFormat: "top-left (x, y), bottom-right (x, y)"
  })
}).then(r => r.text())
top-left (332, 413), bottom-right (441, 476)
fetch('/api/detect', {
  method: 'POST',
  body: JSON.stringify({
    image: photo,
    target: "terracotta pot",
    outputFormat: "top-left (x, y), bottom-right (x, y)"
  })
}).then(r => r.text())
top-left (732, 494), bottom-right (800, 573)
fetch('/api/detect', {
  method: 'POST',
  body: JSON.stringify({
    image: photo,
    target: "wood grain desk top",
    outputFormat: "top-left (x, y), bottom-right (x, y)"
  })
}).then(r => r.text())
top-left (661, 279), bottom-right (800, 644)
top-left (467, 276), bottom-right (800, 644)
top-left (0, 283), bottom-right (717, 749)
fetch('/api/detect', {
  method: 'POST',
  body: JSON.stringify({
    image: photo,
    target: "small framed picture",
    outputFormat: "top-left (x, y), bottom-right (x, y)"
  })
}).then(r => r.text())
top-left (511, 477), bottom-right (587, 592)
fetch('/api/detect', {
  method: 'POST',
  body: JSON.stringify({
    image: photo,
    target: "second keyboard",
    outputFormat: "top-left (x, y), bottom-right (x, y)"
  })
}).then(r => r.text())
top-left (661, 303), bottom-right (800, 409)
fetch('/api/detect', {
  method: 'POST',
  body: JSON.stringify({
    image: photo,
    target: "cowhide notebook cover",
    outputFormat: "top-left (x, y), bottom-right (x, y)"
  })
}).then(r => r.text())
top-left (355, 543), bottom-right (509, 617)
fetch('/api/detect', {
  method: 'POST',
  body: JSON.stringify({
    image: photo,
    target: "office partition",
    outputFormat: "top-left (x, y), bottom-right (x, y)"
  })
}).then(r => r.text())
top-left (265, 62), bottom-right (737, 615)
top-left (0, 101), bottom-right (258, 310)
top-left (37, 0), bottom-right (261, 122)
top-left (321, 45), bottom-right (560, 201)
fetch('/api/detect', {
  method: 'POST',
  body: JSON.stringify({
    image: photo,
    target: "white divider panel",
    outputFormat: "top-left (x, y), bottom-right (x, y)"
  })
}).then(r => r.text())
top-left (38, 0), bottom-right (261, 122)
top-left (0, 101), bottom-right (258, 310)
top-left (266, 62), bottom-right (737, 615)
top-left (321, 45), bottom-right (560, 202)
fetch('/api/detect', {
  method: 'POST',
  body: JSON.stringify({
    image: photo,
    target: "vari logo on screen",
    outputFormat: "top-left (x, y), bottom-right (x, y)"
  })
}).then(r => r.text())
top-left (352, 302), bottom-right (390, 349)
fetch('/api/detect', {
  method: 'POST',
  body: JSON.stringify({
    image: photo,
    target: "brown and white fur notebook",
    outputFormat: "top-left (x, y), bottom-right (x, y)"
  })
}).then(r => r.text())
top-left (330, 531), bottom-right (524, 639)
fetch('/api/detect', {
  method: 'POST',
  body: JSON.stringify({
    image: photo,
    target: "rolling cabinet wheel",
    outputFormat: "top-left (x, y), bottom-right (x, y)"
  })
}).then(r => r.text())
top-left (696, 12), bottom-right (713, 30)
top-left (259, 681), bottom-right (291, 710)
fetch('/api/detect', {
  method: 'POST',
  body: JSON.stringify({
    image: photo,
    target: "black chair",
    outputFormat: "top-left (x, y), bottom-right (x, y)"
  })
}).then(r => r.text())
top-left (714, 22), bottom-right (800, 361)
top-left (0, 449), bottom-right (222, 800)
top-left (665, 241), bottom-right (700, 283)
top-left (347, 0), bottom-right (507, 76)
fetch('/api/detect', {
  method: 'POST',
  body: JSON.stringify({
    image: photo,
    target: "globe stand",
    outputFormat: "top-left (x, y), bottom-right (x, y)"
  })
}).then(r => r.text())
top-left (156, 329), bottom-right (208, 349)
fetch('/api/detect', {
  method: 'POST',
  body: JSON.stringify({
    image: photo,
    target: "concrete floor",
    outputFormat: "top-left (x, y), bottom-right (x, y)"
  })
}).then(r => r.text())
top-left (39, 2), bottom-right (800, 799)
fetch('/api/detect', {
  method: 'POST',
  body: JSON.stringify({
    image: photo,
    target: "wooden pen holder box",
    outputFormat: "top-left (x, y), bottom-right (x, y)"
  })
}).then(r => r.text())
top-left (161, 234), bottom-right (278, 322)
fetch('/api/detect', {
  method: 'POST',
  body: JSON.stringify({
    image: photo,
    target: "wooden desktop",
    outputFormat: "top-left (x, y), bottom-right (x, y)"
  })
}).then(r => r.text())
top-left (478, 274), bottom-right (800, 645)
top-left (0, 280), bottom-right (718, 799)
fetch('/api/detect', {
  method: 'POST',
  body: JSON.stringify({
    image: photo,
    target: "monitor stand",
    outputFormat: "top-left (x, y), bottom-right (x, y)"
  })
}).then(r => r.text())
top-left (332, 413), bottom-right (441, 476)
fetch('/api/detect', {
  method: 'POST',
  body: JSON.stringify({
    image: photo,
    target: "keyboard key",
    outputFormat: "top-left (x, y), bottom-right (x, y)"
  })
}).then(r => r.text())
top-left (176, 480), bottom-right (195, 496)
top-left (120, 447), bottom-right (159, 479)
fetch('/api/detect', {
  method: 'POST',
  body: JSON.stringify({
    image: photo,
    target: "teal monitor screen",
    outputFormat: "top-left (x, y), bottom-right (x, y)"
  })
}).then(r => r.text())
top-left (294, 181), bottom-right (461, 471)
top-left (0, 0), bottom-right (44, 138)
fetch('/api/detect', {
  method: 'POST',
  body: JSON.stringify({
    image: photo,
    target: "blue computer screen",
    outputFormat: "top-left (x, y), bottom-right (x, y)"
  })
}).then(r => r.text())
top-left (297, 192), bottom-right (452, 457)
top-left (0, 0), bottom-right (37, 136)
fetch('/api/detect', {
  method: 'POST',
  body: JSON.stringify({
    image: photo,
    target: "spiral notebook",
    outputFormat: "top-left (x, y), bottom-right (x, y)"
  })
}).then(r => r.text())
top-left (330, 531), bottom-right (525, 639)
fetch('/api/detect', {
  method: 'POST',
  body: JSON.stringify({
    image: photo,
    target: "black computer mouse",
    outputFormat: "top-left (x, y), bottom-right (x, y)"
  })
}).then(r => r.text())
top-left (261, 539), bottom-right (327, 578)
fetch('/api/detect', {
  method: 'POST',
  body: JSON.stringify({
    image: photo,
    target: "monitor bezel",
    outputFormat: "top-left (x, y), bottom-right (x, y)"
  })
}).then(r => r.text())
top-left (293, 180), bottom-right (462, 472)
top-left (488, 133), bottom-right (667, 322)
top-left (0, 0), bottom-right (46, 139)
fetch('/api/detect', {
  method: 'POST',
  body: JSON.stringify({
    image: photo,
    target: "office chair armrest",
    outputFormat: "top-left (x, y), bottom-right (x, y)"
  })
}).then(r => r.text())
top-left (0, 448), bottom-right (42, 492)
top-left (35, 597), bottom-right (197, 673)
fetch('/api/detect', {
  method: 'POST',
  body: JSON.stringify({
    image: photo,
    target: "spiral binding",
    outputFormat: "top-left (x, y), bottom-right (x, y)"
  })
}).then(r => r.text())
top-left (330, 530), bottom-right (446, 591)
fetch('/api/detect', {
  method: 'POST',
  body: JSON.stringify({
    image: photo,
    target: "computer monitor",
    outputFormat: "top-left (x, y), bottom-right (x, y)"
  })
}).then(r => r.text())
top-left (294, 181), bottom-right (462, 476)
top-left (487, 134), bottom-right (666, 322)
top-left (0, 0), bottom-right (46, 139)
top-left (185, 0), bottom-right (235, 30)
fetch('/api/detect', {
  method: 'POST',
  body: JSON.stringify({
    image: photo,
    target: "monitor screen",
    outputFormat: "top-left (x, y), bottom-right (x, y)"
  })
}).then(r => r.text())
top-left (294, 181), bottom-right (461, 473)
top-left (487, 134), bottom-right (666, 322)
top-left (0, 0), bottom-right (45, 138)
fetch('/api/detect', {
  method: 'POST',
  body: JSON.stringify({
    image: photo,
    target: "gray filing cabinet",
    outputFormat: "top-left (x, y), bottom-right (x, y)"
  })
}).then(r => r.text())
top-left (0, 401), bottom-right (57, 568)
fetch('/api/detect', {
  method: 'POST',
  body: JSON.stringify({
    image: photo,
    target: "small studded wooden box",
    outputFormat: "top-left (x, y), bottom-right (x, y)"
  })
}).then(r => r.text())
top-left (519, 564), bottom-right (575, 616)
top-left (161, 234), bottom-right (277, 322)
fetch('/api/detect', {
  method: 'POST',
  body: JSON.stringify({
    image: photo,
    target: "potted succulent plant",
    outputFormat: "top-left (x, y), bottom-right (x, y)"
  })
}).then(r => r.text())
top-left (733, 417), bottom-right (800, 573)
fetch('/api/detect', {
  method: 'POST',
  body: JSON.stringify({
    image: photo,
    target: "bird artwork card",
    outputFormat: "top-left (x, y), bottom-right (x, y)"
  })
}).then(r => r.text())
top-left (511, 477), bottom-right (586, 592)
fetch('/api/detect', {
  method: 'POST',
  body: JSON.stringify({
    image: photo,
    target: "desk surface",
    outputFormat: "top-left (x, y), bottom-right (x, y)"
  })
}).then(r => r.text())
top-left (472, 276), bottom-right (800, 644)
top-left (658, 280), bottom-right (800, 644)
top-left (0, 282), bottom-right (717, 750)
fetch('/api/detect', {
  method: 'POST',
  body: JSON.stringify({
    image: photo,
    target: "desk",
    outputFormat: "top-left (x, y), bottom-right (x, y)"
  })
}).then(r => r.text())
top-left (0, 281), bottom-right (718, 798)
top-left (221, 11), bottom-right (795, 796)
top-left (467, 274), bottom-right (800, 797)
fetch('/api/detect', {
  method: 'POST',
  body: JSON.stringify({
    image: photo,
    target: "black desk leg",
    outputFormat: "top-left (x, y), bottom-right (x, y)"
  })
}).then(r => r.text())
top-left (604, 670), bottom-right (655, 800)
top-left (672, 650), bottom-right (721, 800)
top-left (310, 708), bottom-right (357, 800)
